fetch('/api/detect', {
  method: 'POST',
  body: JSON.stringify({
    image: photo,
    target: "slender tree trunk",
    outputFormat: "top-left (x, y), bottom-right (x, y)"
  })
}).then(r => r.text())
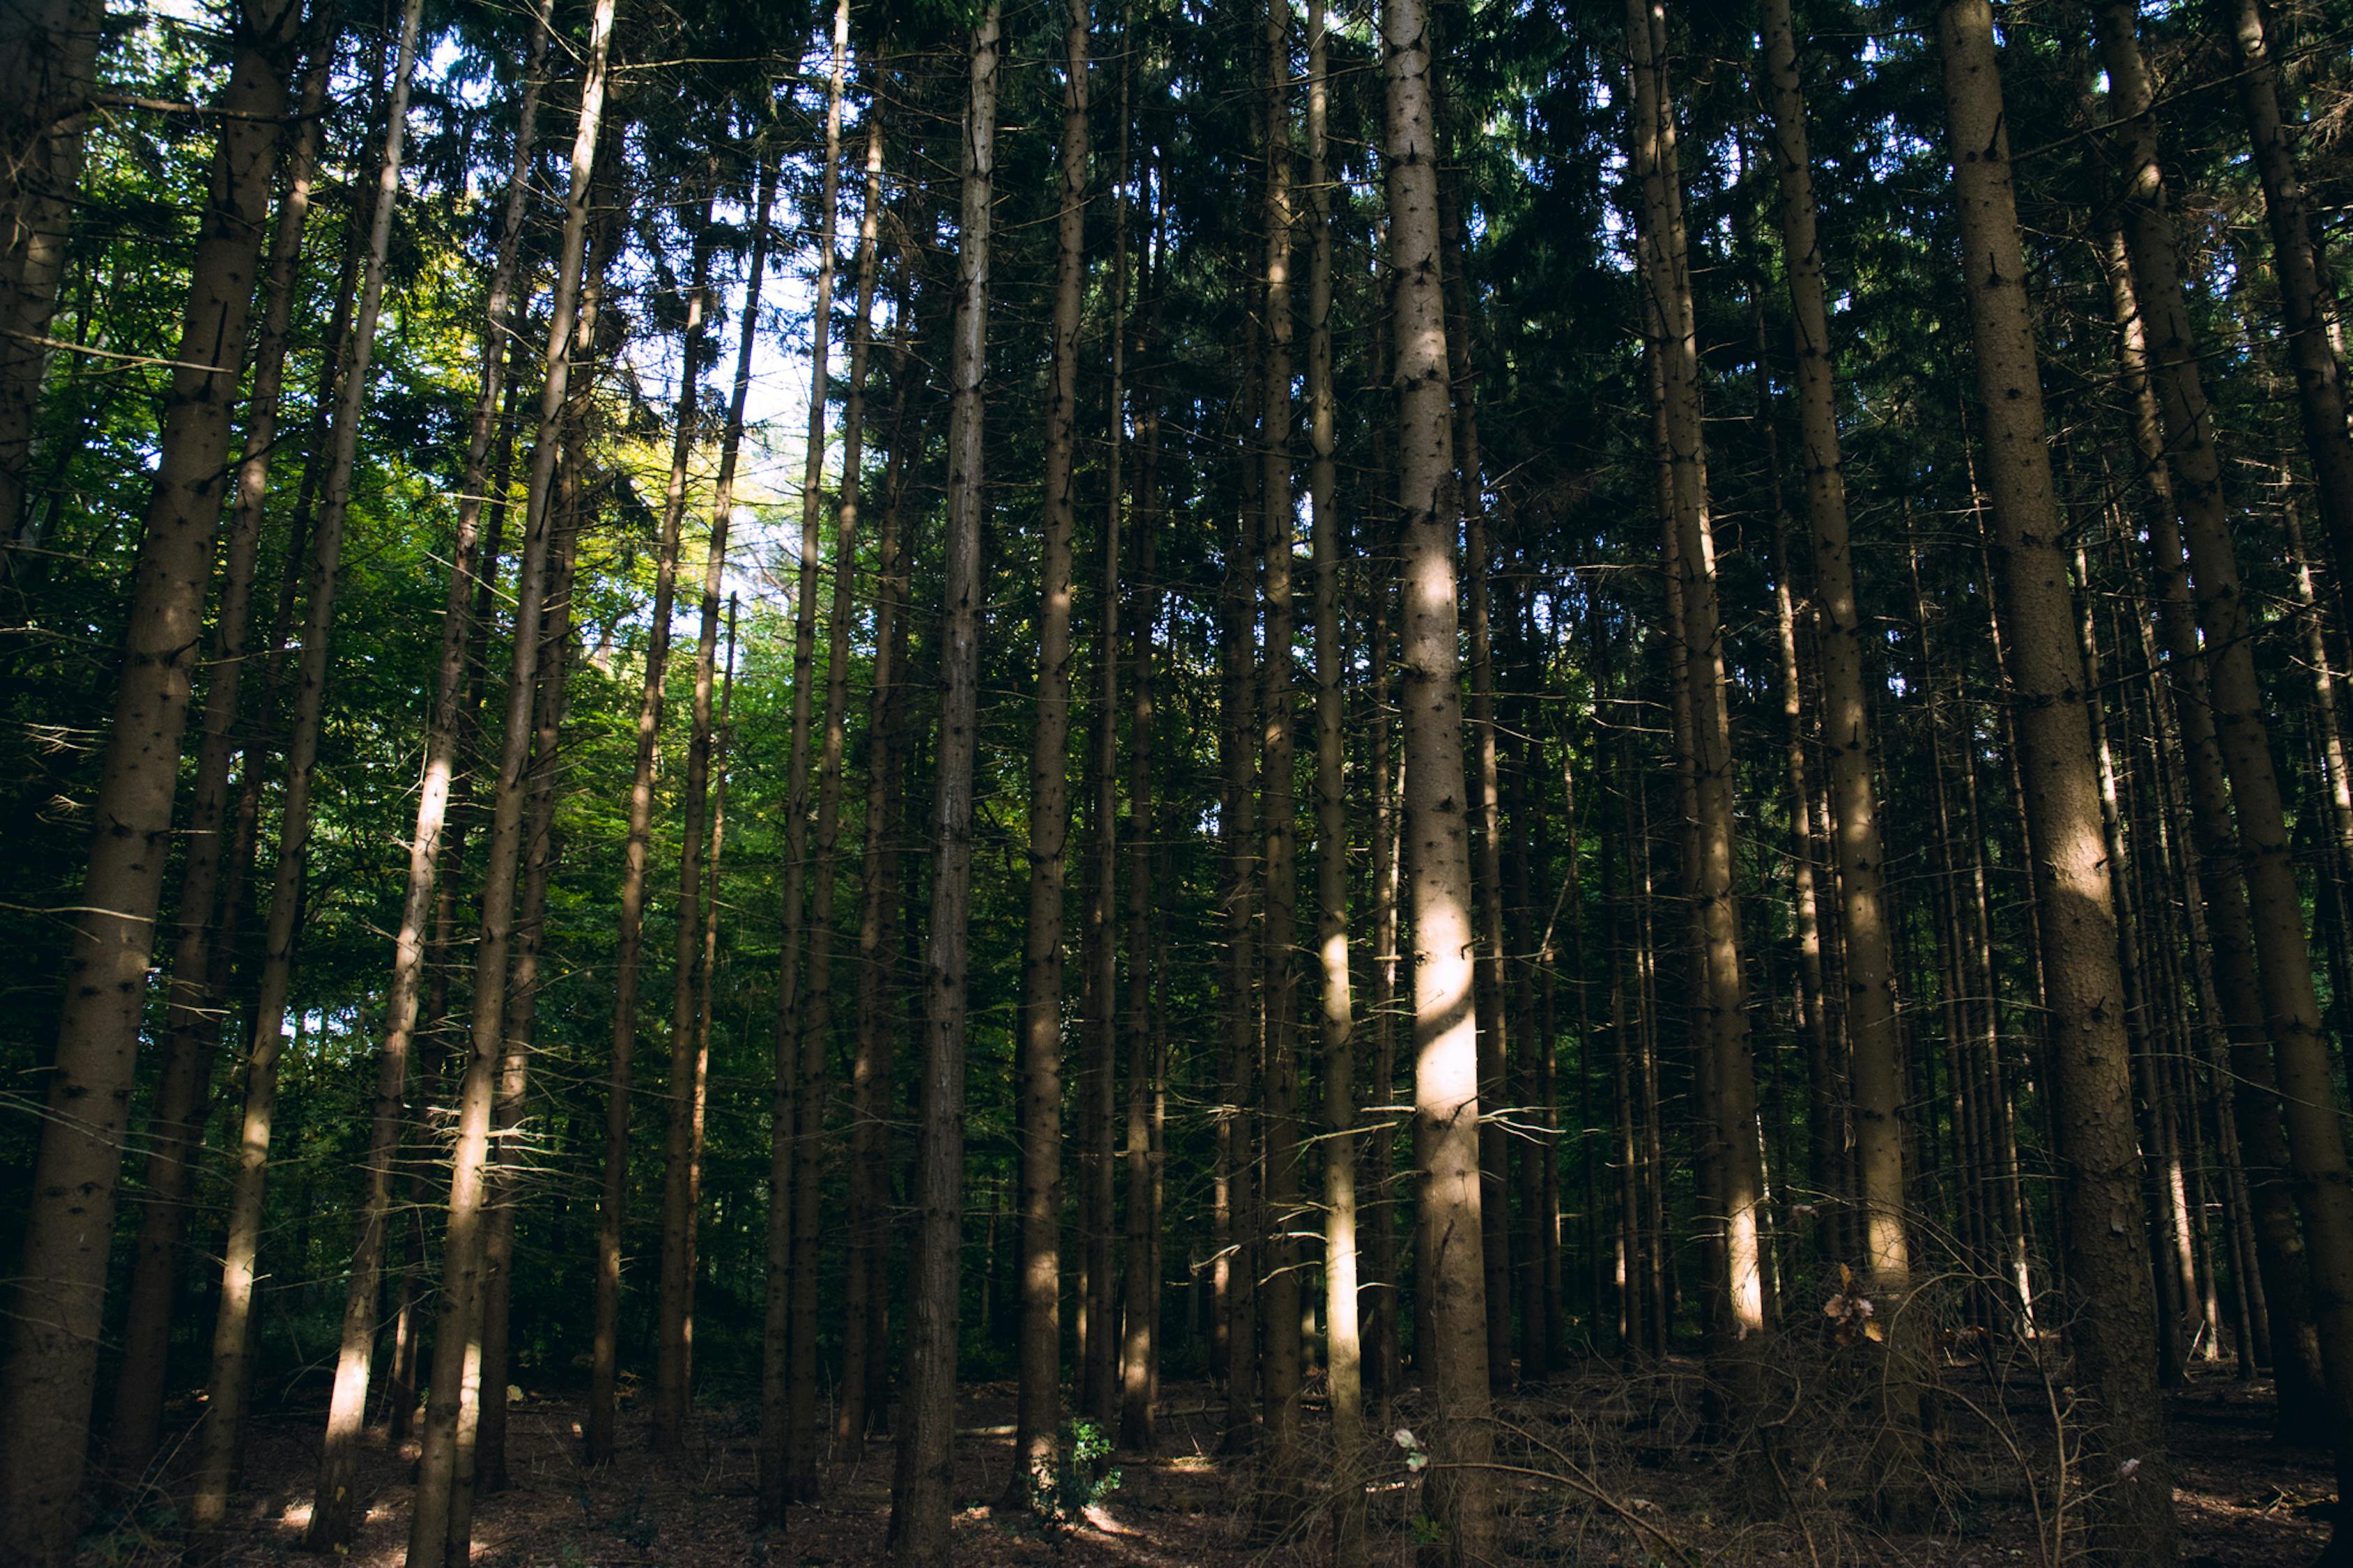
top-left (1626, 0), bottom-right (1770, 1484)
top-left (2093, 0), bottom-right (2353, 1517)
top-left (1255, 0), bottom-right (1305, 1512)
top-left (683, 597), bottom-right (738, 1406)
top-left (1365, 551), bottom-right (1404, 1415)
top-left (1119, 335), bottom-right (1163, 1458)
top-left (309, 13), bottom-right (549, 1536)
top-left (406, 2), bottom-right (618, 1555)
top-left (1760, 0), bottom-right (1921, 1500)
top-left (191, 3), bottom-right (424, 1537)
top-left (109, 20), bottom-right (335, 1479)
top-left (1308, 1), bottom-right (1361, 1545)
top-left (1933, 2), bottom-right (2174, 1554)
top-left (655, 151), bottom-right (776, 1475)
top-left (842, 237), bottom-right (918, 1461)
top-left (885, 13), bottom-right (999, 1559)
top-left (629, 190), bottom-right (719, 1454)
top-left (1218, 424), bottom-right (1261, 1456)
top-left (0, 8), bottom-right (302, 1551)
top-left (0, 0), bottom-right (102, 544)
top-left (459, 471), bottom-right (580, 1529)
top-left (1009, 0), bottom-right (1089, 1505)
top-left (777, 0), bottom-right (854, 1502)
top-left (1385, 0), bottom-right (1495, 1555)
top-left (2213, 0), bottom-right (2353, 619)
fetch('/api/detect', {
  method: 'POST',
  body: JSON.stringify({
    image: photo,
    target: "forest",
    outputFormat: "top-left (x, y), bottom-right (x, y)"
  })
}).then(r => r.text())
top-left (3, 0), bottom-right (2352, 1561)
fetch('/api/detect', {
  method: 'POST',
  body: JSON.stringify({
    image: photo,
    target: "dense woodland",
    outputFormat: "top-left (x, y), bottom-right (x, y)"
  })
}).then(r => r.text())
top-left (3, 0), bottom-right (2353, 1562)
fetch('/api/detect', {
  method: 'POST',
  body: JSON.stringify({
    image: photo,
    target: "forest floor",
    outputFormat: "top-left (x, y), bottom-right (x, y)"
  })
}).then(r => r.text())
top-left (84, 1362), bottom-right (2336, 1565)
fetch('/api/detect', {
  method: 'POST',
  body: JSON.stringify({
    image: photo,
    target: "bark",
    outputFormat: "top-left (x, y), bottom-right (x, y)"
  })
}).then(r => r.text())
top-left (309, 10), bottom-right (550, 1537)
top-left (652, 151), bottom-right (776, 1474)
top-left (1218, 453), bottom-right (1260, 1456)
top-left (1011, 0), bottom-right (1088, 1503)
top-left (0, 6), bottom-right (300, 1553)
top-left (885, 13), bottom-right (998, 1559)
top-left (190, 1), bottom-right (424, 1537)
top-left (1119, 346), bottom-right (1162, 1458)
top-left (2214, 0), bottom-right (2353, 623)
top-left (779, 0), bottom-right (852, 1502)
top-left (461, 468), bottom-right (580, 1527)
top-left (1255, 0), bottom-right (1305, 1512)
top-left (1625, 0), bottom-right (1768, 1475)
top-left (0, 0), bottom-right (102, 544)
top-left (1385, 0), bottom-right (1496, 1555)
top-left (842, 232), bottom-right (917, 1462)
top-left (2094, 0), bottom-right (2353, 1514)
top-left (1365, 551), bottom-right (1404, 1415)
top-left (406, 0), bottom-right (618, 1554)
top-left (1933, 1), bottom-right (2174, 1555)
top-left (1308, 1), bottom-right (1361, 1546)
top-left (631, 189), bottom-right (719, 1455)
top-left (1760, 0), bottom-right (1920, 1500)
top-left (109, 17), bottom-right (334, 1480)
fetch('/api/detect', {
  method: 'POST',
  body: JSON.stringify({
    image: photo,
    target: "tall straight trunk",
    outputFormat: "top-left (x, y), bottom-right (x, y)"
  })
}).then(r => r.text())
top-left (631, 194), bottom-right (719, 1454)
top-left (1307, 1), bottom-right (1361, 1547)
top-left (191, 1), bottom-right (424, 1535)
top-left (1010, 0), bottom-right (1089, 1504)
top-left (0, 8), bottom-right (301, 1552)
top-left (2214, 0), bottom-right (2353, 616)
top-left (885, 12), bottom-right (999, 1559)
top-left (1627, 0), bottom-right (1768, 1462)
top-left (407, 1), bottom-right (618, 1555)
top-left (779, 0), bottom-right (852, 1503)
top-left (0, 0), bottom-right (102, 543)
top-left (2095, 0), bottom-right (2353, 1512)
top-left (1761, 0), bottom-right (1918, 1488)
top-left (1217, 440), bottom-right (1260, 1454)
top-left (310, 12), bottom-right (549, 1537)
top-left (2090, 0), bottom-right (2321, 1415)
top-left (1119, 321), bottom-right (1162, 1456)
top-left (1437, 169), bottom-right (1513, 1390)
top-left (109, 20), bottom-right (335, 1479)
top-left (652, 153), bottom-right (776, 1473)
top-left (1933, 1), bottom-right (2173, 1555)
top-left (1364, 552), bottom-right (1404, 1414)
top-left (842, 236), bottom-right (917, 1462)
top-left (459, 474), bottom-right (579, 1526)
top-left (1255, 0), bottom-right (1305, 1509)
top-left (1079, 32), bottom-right (1127, 1434)
top-left (808, 56), bottom-right (887, 1459)
top-left (1384, 0), bottom-right (1495, 1555)
top-left (684, 598), bottom-right (739, 1404)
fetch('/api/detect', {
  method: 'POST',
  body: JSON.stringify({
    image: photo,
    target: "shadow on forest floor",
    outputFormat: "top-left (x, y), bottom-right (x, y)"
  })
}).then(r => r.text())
top-left (76, 1364), bottom-right (2335, 1565)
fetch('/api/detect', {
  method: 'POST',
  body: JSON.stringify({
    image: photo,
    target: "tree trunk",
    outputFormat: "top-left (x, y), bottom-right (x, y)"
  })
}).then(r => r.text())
top-left (108, 18), bottom-right (335, 1480)
top-left (2094, 0), bottom-right (2353, 1516)
top-left (1308, 1), bottom-right (1361, 1546)
top-left (1933, 1), bottom-right (2174, 1554)
top-left (308, 10), bottom-right (549, 1537)
top-left (885, 13), bottom-right (998, 1559)
top-left (0, 0), bottom-right (102, 544)
top-left (1255, 0), bottom-right (1305, 1514)
top-left (841, 226), bottom-right (918, 1462)
top-left (406, 1), bottom-right (618, 1555)
top-left (1384, 0), bottom-right (1496, 1555)
top-left (0, 7), bottom-right (301, 1551)
top-left (190, 1), bottom-right (424, 1537)
top-left (1760, 0), bottom-right (1921, 1502)
top-left (1119, 335), bottom-right (1163, 1459)
top-left (1008, 0), bottom-right (1088, 1504)
top-left (778, 0), bottom-right (853, 1503)
top-left (2213, 0), bottom-right (2353, 622)
top-left (648, 150), bottom-right (776, 1472)
top-left (627, 187), bottom-right (718, 1454)
top-left (1218, 399), bottom-right (1260, 1458)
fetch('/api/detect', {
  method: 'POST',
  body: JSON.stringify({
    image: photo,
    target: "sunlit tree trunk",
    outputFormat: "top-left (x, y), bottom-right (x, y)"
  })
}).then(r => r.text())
top-left (1385, 0), bottom-right (1496, 1553)
top-left (191, 3), bottom-right (423, 1538)
top-left (1933, 1), bottom-right (2174, 1553)
top-left (406, 3), bottom-right (618, 1556)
